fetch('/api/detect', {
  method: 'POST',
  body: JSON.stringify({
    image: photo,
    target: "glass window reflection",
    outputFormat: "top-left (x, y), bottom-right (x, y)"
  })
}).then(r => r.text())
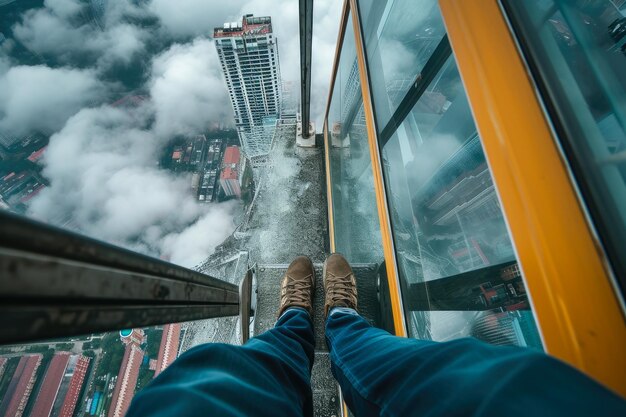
top-left (503, 0), bottom-right (626, 299)
top-left (358, 0), bottom-right (446, 130)
top-left (380, 55), bottom-right (542, 348)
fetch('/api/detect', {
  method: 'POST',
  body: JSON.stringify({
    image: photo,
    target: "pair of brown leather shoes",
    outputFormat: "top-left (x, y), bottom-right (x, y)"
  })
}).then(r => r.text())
top-left (277, 254), bottom-right (357, 319)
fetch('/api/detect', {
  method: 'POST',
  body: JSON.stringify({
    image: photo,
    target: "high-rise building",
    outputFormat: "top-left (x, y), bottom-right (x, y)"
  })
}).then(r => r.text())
top-left (214, 14), bottom-right (282, 158)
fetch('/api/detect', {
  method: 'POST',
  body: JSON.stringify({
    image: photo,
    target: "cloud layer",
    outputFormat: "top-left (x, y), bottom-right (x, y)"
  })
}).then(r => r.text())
top-left (150, 38), bottom-right (232, 138)
top-left (28, 103), bottom-right (237, 267)
top-left (0, 65), bottom-right (105, 137)
top-left (13, 0), bottom-right (148, 70)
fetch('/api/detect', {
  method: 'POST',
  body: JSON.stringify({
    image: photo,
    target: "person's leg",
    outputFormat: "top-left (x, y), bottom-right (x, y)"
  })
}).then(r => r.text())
top-left (127, 256), bottom-right (317, 417)
top-left (323, 254), bottom-right (626, 417)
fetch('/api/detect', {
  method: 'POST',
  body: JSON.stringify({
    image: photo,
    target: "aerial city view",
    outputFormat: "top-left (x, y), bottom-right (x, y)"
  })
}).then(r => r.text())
top-left (3, 0), bottom-right (615, 414)
top-left (0, 0), bottom-right (338, 415)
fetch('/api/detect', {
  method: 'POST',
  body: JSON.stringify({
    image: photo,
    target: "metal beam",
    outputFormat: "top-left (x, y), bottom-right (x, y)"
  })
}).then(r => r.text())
top-left (0, 211), bottom-right (240, 344)
top-left (299, 0), bottom-right (313, 138)
top-left (1, 304), bottom-right (239, 345)
top-left (378, 35), bottom-right (452, 147)
top-left (0, 211), bottom-right (234, 289)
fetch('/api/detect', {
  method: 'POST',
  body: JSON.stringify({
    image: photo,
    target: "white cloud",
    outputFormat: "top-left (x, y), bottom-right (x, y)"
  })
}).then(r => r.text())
top-left (148, 0), bottom-right (241, 38)
top-left (44, 0), bottom-right (82, 19)
top-left (0, 65), bottom-right (105, 137)
top-left (28, 105), bottom-right (238, 266)
top-left (161, 203), bottom-right (238, 267)
top-left (13, 0), bottom-right (147, 69)
top-left (150, 38), bottom-right (232, 138)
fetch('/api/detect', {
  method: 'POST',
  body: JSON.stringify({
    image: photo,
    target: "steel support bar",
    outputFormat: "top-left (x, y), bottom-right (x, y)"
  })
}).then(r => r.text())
top-left (1, 304), bottom-right (239, 345)
top-left (378, 35), bottom-right (452, 147)
top-left (0, 211), bottom-right (235, 290)
top-left (0, 211), bottom-right (240, 344)
top-left (299, 0), bottom-right (313, 138)
top-left (0, 249), bottom-right (239, 304)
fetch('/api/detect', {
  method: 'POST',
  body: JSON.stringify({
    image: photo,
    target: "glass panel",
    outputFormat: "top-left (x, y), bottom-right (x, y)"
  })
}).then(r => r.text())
top-left (381, 54), bottom-right (543, 348)
top-left (358, 0), bottom-right (446, 130)
top-left (502, 0), bottom-right (626, 299)
top-left (327, 12), bottom-right (384, 264)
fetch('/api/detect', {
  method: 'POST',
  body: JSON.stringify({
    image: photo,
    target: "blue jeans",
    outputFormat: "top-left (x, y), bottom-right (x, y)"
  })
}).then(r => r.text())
top-left (127, 308), bottom-right (626, 416)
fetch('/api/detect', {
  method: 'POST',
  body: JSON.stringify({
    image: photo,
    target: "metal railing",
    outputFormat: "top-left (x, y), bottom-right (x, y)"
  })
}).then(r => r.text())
top-left (0, 211), bottom-right (240, 344)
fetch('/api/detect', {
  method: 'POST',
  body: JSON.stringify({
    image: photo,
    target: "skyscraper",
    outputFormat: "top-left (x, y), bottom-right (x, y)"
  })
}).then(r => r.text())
top-left (214, 14), bottom-right (282, 158)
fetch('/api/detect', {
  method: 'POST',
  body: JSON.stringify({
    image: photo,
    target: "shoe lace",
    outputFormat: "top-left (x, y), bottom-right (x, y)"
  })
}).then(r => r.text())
top-left (284, 274), bottom-right (312, 304)
top-left (328, 273), bottom-right (355, 305)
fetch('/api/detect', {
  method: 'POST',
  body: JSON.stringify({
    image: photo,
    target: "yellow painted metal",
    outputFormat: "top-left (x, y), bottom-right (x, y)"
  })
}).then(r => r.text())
top-left (324, 121), bottom-right (336, 253)
top-left (440, 0), bottom-right (626, 396)
top-left (324, 0), bottom-right (350, 124)
top-left (323, 0), bottom-right (349, 254)
top-left (350, 0), bottom-right (407, 337)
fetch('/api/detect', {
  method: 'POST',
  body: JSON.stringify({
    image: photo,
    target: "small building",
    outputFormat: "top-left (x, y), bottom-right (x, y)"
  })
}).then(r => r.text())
top-left (0, 357), bottom-right (8, 380)
top-left (220, 146), bottom-right (242, 197)
top-left (154, 324), bottom-right (181, 377)
top-left (31, 352), bottom-right (71, 417)
top-left (0, 354), bottom-right (43, 417)
top-left (107, 329), bottom-right (146, 417)
top-left (58, 355), bottom-right (91, 417)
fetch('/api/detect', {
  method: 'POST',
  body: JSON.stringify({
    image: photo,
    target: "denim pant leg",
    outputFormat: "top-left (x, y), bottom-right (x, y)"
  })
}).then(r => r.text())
top-left (127, 308), bottom-right (315, 417)
top-left (326, 308), bottom-right (626, 417)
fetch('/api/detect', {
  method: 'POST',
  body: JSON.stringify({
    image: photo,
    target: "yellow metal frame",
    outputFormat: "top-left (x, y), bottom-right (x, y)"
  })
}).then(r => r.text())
top-left (440, 0), bottom-right (626, 396)
top-left (323, 121), bottom-right (336, 253)
top-left (349, 0), bottom-right (407, 337)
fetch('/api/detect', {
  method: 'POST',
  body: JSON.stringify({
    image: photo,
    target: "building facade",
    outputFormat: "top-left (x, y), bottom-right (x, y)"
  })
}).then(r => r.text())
top-left (215, 14), bottom-right (282, 157)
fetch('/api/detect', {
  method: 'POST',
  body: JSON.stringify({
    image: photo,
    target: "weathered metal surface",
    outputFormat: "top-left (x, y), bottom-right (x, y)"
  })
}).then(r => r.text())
top-left (0, 304), bottom-right (239, 344)
top-left (0, 249), bottom-right (239, 304)
top-left (0, 210), bottom-right (235, 289)
top-left (0, 211), bottom-right (240, 345)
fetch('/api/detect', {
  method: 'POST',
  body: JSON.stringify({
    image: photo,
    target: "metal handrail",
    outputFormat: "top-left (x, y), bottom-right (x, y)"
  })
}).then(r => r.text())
top-left (0, 211), bottom-right (240, 344)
